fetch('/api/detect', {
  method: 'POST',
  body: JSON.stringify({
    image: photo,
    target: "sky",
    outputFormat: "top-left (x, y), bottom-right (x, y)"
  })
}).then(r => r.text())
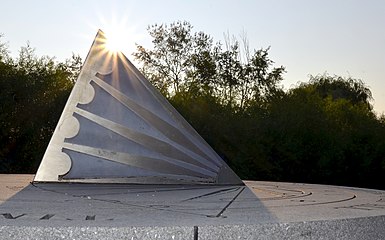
top-left (1, 0), bottom-right (384, 114)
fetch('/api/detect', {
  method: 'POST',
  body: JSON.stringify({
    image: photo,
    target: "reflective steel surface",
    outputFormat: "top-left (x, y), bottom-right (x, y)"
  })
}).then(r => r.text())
top-left (34, 30), bottom-right (242, 184)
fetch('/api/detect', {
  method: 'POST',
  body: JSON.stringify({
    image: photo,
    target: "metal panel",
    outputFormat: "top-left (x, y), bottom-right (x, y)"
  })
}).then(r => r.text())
top-left (33, 30), bottom-right (243, 185)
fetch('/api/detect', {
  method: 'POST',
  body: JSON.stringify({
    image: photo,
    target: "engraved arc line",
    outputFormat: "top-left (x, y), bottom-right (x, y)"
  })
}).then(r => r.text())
top-left (31, 183), bottom-right (224, 218)
top-left (73, 107), bottom-right (219, 172)
top-left (181, 187), bottom-right (241, 202)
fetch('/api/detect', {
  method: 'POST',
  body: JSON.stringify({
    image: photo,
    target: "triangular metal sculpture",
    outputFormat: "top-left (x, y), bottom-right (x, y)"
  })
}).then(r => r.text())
top-left (34, 30), bottom-right (243, 185)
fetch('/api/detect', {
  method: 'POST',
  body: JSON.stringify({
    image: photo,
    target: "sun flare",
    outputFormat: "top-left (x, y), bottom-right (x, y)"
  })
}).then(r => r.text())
top-left (104, 28), bottom-right (127, 52)
top-left (92, 15), bottom-right (143, 56)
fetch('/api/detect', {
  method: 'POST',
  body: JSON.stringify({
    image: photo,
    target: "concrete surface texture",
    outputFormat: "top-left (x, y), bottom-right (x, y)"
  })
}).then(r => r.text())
top-left (1, 174), bottom-right (385, 239)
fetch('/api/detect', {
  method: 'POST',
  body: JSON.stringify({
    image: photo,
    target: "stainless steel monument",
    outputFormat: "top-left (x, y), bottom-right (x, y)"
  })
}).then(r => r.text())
top-left (34, 30), bottom-right (242, 185)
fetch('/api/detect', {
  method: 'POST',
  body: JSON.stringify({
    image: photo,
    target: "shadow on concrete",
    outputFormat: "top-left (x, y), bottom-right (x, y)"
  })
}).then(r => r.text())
top-left (0, 174), bottom-right (277, 227)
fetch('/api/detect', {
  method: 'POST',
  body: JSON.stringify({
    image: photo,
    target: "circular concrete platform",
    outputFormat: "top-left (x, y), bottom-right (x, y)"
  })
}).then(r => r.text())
top-left (1, 174), bottom-right (384, 239)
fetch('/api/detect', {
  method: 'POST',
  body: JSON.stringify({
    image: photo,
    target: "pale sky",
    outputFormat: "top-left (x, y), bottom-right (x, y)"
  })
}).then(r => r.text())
top-left (1, 0), bottom-right (384, 114)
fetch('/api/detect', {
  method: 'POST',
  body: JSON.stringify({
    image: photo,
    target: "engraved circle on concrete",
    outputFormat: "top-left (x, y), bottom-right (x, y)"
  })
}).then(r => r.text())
top-left (1, 175), bottom-right (385, 239)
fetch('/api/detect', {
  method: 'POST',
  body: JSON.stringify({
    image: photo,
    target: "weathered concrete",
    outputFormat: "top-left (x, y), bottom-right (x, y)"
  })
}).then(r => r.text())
top-left (1, 174), bottom-right (385, 239)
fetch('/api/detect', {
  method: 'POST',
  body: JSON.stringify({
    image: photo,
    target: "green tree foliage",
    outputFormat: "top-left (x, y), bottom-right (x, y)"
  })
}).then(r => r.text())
top-left (255, 75), bottom-right (385, 189)
top-left (135, 22), bottom-right (385, 190)
top-left (134, 21), bottom-right (285, 108)
top-left (133, 21), bottom-right (195, 95)
top-left (308, 75), bottom-right (373, 110)
top-left (0, 38), bottom-right (81, 173)
top-left (1, 24), bottom-right (384, 190)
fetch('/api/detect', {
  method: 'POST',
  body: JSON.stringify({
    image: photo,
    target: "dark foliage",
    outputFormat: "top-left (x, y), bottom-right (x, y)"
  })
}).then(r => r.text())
top-left (0, 38), bottom-right (80, 173)
top-left (135, 22), bottom-right (385, 190)
top-left (1, 23), bottom-right (384, 190)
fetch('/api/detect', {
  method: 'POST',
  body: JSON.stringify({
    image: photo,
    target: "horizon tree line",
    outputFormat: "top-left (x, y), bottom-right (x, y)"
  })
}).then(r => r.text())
top-left (0, 22), bottom-right (384, 190)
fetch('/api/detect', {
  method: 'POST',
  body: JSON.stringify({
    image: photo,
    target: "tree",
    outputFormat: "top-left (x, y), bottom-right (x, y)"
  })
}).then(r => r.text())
top-left (0, 39), bottom-right (81, 173)
top-left (308, 74), bottom-right (373, 110)
top-left (134, 21), bottom-right (285, 109)
top-left (133, 21), bottom-right (194, 95)
top-left (185, 31), bottom-right (217, 95)
top-left (253, 75), bottom-right (385, 188)
top-left (0, 34), bottom-right (10, 62)
top-left (2, 24), bottom-right (384, 191)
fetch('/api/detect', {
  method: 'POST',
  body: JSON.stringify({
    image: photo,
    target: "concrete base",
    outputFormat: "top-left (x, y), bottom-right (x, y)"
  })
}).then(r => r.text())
top-left (1, 174), bottom-right (385, 239)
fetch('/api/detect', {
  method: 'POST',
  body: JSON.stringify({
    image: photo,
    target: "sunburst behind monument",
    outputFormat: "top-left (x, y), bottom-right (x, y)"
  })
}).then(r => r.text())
top-left (34, 30), bottom-right (242, 185)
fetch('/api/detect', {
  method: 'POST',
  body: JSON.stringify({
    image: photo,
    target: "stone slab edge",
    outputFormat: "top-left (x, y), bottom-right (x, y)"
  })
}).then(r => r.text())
top-left (1, 215), bottom-right (384, 240)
